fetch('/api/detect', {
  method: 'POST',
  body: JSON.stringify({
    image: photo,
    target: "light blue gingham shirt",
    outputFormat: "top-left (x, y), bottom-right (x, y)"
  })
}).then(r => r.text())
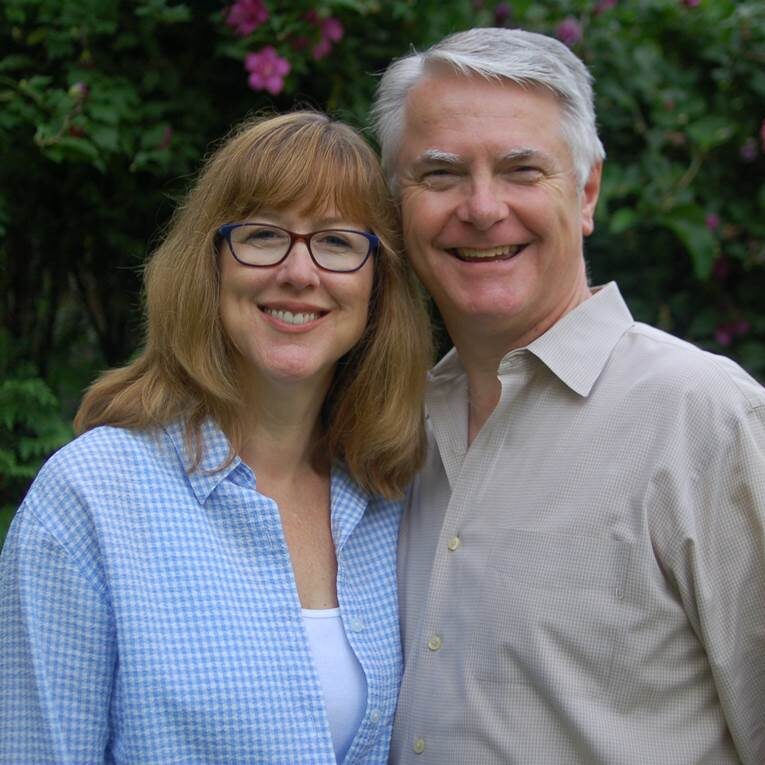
top-left (0, 420), bottom-right (403, 764)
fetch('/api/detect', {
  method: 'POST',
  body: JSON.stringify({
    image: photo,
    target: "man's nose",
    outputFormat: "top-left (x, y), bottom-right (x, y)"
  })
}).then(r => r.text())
top-left (456, 178), bottom-right (509, 230)
top-left (275, 241), bottom-right (321, 288)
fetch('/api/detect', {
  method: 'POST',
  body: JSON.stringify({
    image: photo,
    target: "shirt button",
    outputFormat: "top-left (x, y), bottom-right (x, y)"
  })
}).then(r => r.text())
top-left (350, 618), bottom-right (364, 633)
top-left (427, 634), bottom-right (442, 651)
top-left (370, 709), bottom-right (381, 723)
top-left (447, 535), bottom-right (461, 551)
top-left (413, 738), bottom-right (426, 754)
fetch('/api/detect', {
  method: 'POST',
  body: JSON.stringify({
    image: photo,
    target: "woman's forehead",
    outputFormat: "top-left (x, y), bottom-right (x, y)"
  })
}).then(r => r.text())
top-left (240, 193), bottom-right (374, 226)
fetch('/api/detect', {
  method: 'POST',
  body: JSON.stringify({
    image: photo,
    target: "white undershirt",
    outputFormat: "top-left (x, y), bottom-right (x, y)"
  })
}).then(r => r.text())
top-left (302, 608), bottom-right (367, 763)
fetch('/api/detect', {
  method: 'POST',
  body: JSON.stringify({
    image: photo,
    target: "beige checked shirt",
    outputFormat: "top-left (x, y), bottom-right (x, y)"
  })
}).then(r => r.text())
top-left (391, 283), bottom-right (765, 764)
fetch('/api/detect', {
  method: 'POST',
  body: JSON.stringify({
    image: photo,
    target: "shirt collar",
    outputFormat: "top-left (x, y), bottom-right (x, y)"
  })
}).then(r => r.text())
top-left (428, 282), bottom-right (634, 398)
top-left (524, 282), bottom-right (634, 397)
top-left (330, 462), bottom-right (372, 551)
top-left (164, 419), bottom-right (245, 504)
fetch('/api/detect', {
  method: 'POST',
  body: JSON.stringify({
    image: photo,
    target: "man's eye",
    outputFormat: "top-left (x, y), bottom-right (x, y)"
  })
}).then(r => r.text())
top-left (420, 169), bottom-right (459, 186)
top-left (511, 166), bottom-right (542, 177)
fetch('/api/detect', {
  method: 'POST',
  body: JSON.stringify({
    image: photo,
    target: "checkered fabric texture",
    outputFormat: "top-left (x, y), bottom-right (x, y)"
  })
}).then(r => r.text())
top-left (1, 420), bottom-right (403, 764)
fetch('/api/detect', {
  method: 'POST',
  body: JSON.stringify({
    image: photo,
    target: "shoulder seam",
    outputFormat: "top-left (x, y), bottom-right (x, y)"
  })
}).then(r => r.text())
top-left (19, 503), bottom-right (112, 608)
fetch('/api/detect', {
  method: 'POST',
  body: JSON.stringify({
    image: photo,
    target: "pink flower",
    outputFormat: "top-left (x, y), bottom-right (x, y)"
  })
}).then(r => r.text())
top-left (312, 38), bottom-right (333, 61)
top-left (715, 325), bottom-right (733, 346)
top-left (705, 212), bottom-right (720, 231)
top-left (715, 318), bottom-right (750, 346)
top-left (225, 0), bottom-right (268, 37)
top-left (740, 137), bottom-right (758, 162)
top-left (494, 2), bottom-right (512, 25)
top-left (245, 46), bottom-right (290, 95)
top-left (321, 17), bottom-right (344, 43)
top-left (308, 14), bottom-right (344, 60)
top-left (556, 17), bottom-right (582, 47)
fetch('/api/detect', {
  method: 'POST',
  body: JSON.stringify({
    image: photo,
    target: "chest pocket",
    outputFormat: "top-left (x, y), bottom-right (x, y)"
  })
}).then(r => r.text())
top-left (473, 528), bottom-right (630, 698)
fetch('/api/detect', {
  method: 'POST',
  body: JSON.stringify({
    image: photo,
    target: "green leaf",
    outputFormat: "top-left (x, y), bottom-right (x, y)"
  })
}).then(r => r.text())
top-left (43, 135), bottom-right (101, 163)
top-left (0, 54), bottom-right (36, 72)
top-left (686, 116), bottom-right (734, 151)
top-left (660, 215), bottom-right (718, 279)
top-left (88, 102), bottom-right (121, 125)
top-left (90, 124), bottom-right (121, 153)
top-left (608, 207), bottom-right (639, 234)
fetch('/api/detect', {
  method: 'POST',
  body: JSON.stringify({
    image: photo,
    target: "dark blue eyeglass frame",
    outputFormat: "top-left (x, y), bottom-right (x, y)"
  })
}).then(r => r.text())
top-left (216, 222), bottom-right (379, 273)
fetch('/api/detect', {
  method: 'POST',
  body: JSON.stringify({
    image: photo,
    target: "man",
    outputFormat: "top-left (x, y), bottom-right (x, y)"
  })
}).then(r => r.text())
top-left (372, 28), bottom-right (765, 764)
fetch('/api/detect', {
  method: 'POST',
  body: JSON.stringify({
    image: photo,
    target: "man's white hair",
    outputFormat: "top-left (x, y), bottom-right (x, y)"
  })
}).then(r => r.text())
top-left (371, 27), bottom-right (605, 190)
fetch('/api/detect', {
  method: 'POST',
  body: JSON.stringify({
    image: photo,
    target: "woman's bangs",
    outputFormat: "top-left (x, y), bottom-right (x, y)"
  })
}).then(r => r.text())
top-left (241, 137), bottom-right (378, 226)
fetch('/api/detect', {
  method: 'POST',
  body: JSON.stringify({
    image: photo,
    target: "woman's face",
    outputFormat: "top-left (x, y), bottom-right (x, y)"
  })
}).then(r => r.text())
top-left (219, 206), bottom-right (375, 393)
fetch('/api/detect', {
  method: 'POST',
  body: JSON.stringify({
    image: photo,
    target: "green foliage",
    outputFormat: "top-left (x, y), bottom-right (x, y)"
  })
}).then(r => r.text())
top-left (0, 333), bottom-right (72, 541)
top-left (1, 0), bottom-right (764, 545)
top-left (576, 0), bottom-right (765, 358)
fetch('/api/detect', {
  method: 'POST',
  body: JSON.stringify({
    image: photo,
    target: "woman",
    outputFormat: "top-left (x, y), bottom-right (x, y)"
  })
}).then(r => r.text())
top-left (0, 112), bottom-right (432, 763)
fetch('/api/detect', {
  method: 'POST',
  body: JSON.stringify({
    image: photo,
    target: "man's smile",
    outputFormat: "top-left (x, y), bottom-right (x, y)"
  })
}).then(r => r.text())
top-left (448, 243), bottom-right (529, 262)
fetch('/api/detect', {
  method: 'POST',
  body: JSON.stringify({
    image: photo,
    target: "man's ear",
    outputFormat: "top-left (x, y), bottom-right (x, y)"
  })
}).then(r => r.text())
top-left (580, 162), bottom-right (602, 237)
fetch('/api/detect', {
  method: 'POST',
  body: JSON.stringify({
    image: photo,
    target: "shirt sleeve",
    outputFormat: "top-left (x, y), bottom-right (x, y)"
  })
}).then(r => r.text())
top-left (667, 402), bottom-right (765, 764)
top-left (0, 503), bottom-right (116, 764)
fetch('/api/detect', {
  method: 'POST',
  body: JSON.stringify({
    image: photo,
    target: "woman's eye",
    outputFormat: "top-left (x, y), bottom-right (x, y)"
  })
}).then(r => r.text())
top-left (315, 233), bottom-right (355, 251)
top-left (323, 235), bottom-right (352, 248)
top-left (242, 228), bottom-right (288, 247)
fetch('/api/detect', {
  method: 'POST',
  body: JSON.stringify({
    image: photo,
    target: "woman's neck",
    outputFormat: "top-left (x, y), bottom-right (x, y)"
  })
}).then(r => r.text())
top-left (235, 373), bottom-right (332, 483)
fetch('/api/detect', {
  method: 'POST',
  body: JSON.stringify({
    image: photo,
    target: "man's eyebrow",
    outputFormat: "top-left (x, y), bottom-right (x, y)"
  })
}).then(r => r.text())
top-left (414, 149), bottom-right (462, 165)
top-left (413, 147), bottom-right (556, 166)
top-left (499, 147), bottom-right (552, 163)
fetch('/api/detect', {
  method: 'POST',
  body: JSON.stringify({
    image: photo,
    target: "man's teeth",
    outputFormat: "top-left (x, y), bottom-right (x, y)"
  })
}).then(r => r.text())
top-left (263, 308), bottom-right (320, 325)
top-left (455, 244), bottom-right (523, 259)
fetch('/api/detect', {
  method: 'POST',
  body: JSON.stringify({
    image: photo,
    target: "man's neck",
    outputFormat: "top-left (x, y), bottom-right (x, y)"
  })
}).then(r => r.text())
top-left (453, 286), bottom-right (594, 444)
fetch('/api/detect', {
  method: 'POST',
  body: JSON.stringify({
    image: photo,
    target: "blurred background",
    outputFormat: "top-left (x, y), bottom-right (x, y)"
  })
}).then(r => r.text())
top-left (2, 0), bottom-right (764, 542)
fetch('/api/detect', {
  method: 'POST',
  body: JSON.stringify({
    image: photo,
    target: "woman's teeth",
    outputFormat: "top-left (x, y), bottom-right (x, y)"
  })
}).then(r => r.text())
top-left (263, 308), bottom-right (320, 325)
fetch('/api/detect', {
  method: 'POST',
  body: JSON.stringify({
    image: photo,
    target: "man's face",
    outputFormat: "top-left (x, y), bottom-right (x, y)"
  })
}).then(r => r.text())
top-left (395, 71), bottom-right (601, 350)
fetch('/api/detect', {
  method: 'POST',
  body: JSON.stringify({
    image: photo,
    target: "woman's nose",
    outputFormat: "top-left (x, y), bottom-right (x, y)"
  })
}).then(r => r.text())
top-left (275, 241), bottom-right (321, 288)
